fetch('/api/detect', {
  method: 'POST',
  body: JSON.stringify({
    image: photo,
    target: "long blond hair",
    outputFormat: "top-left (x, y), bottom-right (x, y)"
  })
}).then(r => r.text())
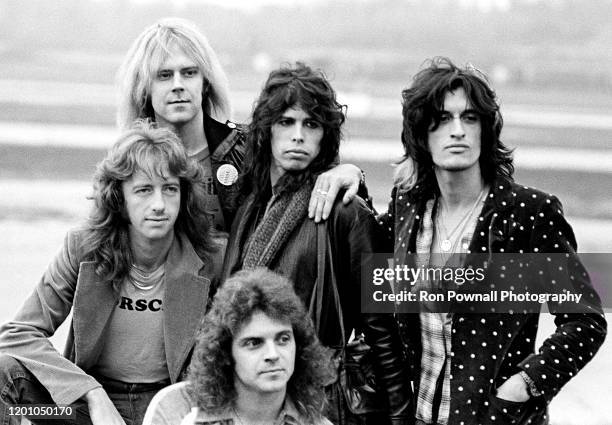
top-left (116, 17), bottom-right (232, 129)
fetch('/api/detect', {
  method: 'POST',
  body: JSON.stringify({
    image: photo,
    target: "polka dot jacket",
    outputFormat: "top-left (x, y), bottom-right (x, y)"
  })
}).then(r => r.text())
top-left (379, 177), bottom-right (607, 425)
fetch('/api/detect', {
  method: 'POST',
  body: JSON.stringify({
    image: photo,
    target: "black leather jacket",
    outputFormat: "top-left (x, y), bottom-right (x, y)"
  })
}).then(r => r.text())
top-left (203, 114), bottom-right (248, 229)
top-left (224, 193), bottom-right (413, 424)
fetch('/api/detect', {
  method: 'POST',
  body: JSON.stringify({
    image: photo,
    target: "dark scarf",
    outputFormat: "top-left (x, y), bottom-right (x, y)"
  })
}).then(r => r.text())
top-left (241, 181), bottom-right (313, 269)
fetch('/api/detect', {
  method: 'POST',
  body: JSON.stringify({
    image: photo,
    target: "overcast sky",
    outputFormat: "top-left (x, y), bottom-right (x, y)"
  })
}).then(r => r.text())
top-left (124, 0), bottom-right (543, 12)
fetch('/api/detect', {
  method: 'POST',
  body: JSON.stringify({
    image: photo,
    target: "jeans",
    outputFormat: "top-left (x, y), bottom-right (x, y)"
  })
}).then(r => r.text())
top-left (0, 354), bottom-right (168, 425)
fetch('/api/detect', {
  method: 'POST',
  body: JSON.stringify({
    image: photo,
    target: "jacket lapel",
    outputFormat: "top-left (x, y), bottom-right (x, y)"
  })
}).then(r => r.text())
top-left (394, 188), bottom-right (427, 257)
top-left (163, 236), bottom-right (210, 382)
top-left (72, 262), bottom-right (116, 369)
top-left (222, 193), bottom-right (256, 281)
top-left (467, 178), bottom-right (515, 256)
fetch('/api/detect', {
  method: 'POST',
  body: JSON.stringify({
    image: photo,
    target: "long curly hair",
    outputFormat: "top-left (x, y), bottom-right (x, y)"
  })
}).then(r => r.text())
top-left (189, 268), bottom-right (332, 422)
top-left (241, 62), bottom-right (345, 202)
top-left (398, 56), bottom-right (514, 196)
top-left (80, 120), bottom-right (213, 287)
top-left (116, 17), bottom-right (232, 129)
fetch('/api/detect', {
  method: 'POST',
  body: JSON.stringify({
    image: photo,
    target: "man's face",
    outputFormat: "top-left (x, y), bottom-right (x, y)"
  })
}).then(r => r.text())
top-left (427, 87), bottom-right (482, 174)
top-left (269, 105), bottom-right (323, 182)
top-left (150, 47), bottom-right (204, 129)
top-left (122, 168), bottom-right (181, 246)
top-left (231, 310), bottom-right (296, 397)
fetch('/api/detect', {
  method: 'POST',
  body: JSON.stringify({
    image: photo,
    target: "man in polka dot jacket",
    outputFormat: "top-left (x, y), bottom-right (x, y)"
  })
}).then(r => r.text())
top-left (380, 57), bottom-right (607, 425)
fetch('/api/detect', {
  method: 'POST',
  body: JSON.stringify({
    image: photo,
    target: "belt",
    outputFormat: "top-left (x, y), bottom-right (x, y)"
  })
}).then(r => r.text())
top-left (92, 374), bottom-right (171, 393)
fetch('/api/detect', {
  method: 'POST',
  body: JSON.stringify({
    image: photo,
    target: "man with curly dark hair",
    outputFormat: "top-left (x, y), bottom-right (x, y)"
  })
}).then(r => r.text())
top-left (222, 62), bottom-right (412, 425)
top-left (143, 268), bottom-right (334, 425)
top-left (0, 121), bottom-right (220, 425)
top-left (381, 57), bottom-right (606, 425)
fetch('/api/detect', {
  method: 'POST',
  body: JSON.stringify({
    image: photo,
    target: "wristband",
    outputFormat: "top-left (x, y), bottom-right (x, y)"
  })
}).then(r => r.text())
top-left (519, 370), bottom-right (542, 397)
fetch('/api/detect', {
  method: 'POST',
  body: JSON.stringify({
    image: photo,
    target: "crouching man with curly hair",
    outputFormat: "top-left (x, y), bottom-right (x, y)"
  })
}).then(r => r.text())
top-left (143, 268), bottom-right (334, 425)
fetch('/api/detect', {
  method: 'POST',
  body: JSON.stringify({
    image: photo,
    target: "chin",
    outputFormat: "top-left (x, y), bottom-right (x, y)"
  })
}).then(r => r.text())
top-left (166, 113), bottom-right (196, 125)
top-left (285, 165), bottom-right (312, 175)
top-left (258, 382), bottom-right (288, 394)
top-left (438, 161), bottom-right (479, 172)
top-left (146, 230), bottom-right (173, 241)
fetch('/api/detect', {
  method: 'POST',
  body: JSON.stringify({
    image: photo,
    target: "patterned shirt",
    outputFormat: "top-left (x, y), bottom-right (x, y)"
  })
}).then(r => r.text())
top-left (415, 197), bottom-right (482, 425)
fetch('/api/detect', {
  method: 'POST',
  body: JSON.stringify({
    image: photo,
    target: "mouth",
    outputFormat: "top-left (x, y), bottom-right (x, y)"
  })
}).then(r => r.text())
top-left (445, 143), bottom-right (469, 149)
top-left (146, 217), bottom-right (169, 223)
top-left (168, 100), bottom-right (190, 104)
top-left (285, 149), bottom-right (309, 156)
top-left (259, 368), bottom-right (285, 375)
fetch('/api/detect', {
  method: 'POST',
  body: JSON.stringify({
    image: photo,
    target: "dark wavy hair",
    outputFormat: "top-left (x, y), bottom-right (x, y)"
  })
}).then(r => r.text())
top-left (189, 268), bottom-right (332, 421)
top-left (80, 120), bottom-right (213, 287)
top-left (242, 62), bottom-right (345, 201)
top-left (399, 56), bottom-right (514, 197)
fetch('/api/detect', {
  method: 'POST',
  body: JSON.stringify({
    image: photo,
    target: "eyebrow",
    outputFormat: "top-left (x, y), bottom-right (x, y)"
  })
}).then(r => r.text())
top-left (131, 182), bottom-right (152, 190)
top-left (158, 64), bottom-right (199, 70)
top-left (237, 329), bottom-right (293, 341)
top-left (439, 108), bottom-right (479, 114)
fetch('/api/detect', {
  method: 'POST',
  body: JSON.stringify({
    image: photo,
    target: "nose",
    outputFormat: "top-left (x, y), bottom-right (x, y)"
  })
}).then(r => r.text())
top-left (171, 73), bottom-right (184, 92)
top-left (291, 125), bottom-right (304, 143)
top-left (263, 341), bottom-right (280, 362)
top-left (151, 188), bottom-right (166, 213)
top-left (450, 116), bottom-right (465, 139)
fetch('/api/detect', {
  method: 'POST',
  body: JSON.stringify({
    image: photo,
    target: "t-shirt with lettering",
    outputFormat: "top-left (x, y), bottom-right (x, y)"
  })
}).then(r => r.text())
top-left (92, 266), bottom-right (168, 383)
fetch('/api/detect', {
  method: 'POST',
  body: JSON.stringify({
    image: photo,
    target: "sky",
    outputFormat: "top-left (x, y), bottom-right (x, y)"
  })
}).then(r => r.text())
top-left (128, 0), bottom-right (328, 10)
top-left (125, 0), bottom-right (535, 12)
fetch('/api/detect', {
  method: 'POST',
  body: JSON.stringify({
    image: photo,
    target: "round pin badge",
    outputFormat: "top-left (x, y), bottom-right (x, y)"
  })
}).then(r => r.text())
top-left (216, 164), bottom-right (238, 186)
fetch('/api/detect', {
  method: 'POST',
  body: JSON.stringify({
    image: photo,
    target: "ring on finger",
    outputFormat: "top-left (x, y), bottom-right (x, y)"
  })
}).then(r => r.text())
top-left (316, 189), bottom-right (329, 196)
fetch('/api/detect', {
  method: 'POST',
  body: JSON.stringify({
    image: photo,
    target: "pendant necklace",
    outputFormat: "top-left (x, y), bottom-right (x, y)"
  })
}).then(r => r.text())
top-left (437, 187), bottom-right (486, 253)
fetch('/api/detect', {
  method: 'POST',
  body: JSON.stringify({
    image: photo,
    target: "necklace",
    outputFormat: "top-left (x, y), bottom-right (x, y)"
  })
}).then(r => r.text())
top-left (436, 187), bottom-right (487, 253)
top-left (129, 263), bottom-right (165, 291)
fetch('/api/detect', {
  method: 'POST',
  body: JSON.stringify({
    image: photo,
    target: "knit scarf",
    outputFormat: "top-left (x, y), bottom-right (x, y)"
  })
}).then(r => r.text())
top-left (241, 181), bottom-right (313, 269)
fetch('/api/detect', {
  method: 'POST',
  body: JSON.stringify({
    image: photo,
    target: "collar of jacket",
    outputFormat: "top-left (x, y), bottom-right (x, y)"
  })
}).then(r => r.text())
top-left (395, 176), bottom-right (516, 255)
top-left (165, 232), bottom-right (205, 281)
top-left (192, 396), bottom-right (306, 424)
top-left (203, 113), bottom-right (239, 156)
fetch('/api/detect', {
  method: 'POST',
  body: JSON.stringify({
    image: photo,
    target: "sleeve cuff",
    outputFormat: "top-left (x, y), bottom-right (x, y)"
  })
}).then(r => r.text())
top-left (519, 370), bottom-right (542, 397)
